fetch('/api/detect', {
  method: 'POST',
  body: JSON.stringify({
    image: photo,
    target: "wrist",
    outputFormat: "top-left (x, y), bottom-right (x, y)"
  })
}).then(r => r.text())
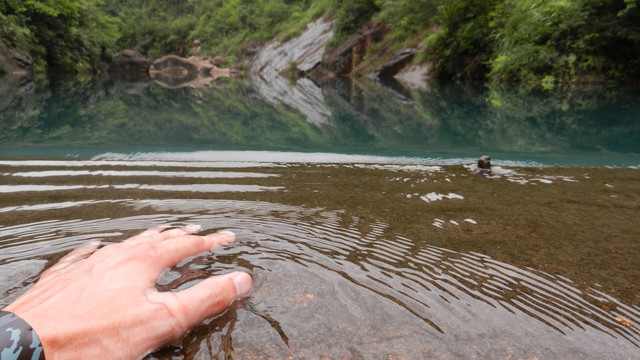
top-left (0, 310), bottom-right (46, 360)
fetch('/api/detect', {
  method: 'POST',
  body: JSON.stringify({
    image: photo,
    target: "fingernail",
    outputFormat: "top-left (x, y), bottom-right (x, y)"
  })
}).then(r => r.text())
top-left (217, 230), bottom-right (236, 242)
top-left (231, 272), bottom-right (253, 298)
top-left (185, 224), bottom-right (203, 234)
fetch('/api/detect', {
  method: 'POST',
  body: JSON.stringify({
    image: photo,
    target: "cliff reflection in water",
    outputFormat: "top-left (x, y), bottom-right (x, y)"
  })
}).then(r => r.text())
top-left (0, 74), bottom-right (639, 166)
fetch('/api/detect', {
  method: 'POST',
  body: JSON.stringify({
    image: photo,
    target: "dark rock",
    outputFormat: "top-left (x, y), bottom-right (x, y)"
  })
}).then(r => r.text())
top-left (1, 40), bottom-right (33, 76)
top-left (9, 49), bottom-right (33, 72)
top-left (0, 73), bottom-right (35, 112)
top-left (317, 21), bottom-right (386, 77)
top-left (475, 155), bottom-right (491, 176)
top-left (109, 49), bottom-right (149, 74)
top-left (373, 48), bottom-right (417, 80)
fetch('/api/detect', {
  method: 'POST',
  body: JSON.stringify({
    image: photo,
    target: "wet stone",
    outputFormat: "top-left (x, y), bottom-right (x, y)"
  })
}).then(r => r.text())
top-left (476, 155), bottom-right (492, 176)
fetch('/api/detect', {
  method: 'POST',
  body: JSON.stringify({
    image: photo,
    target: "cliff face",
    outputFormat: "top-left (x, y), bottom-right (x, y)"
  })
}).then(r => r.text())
top-left (247, 17), bottom-right (431, 125)
top-left (248, 18), bottom-right (335, 126)
top-left (312, 21), bottom-right (386, 78)
top-left (249, 18), bottom-right (429, 96)
top-left (0, 41), bottom-right (33, 77)
top-left (0, 41), bottom-right (35, 105)
top-left (250, 18), bottom-right (334, 78)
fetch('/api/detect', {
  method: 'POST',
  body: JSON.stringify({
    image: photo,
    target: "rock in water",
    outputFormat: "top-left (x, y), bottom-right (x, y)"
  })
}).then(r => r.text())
top-left (476, 155), bottom-right (491, 176)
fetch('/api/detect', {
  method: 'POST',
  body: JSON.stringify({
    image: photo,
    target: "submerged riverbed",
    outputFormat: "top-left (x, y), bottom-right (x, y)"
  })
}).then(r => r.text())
top-left (1, 154), bottom-right (638, 359)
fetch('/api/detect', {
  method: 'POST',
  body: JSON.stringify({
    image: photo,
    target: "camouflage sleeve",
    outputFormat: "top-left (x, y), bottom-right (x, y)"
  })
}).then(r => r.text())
top-left (0, 311), bottom-right (45, 360)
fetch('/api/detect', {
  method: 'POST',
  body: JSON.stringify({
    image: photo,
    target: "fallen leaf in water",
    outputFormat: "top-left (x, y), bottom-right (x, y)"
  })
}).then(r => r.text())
top-left (615, 317), bottom-right (632, 327)
top-left (286, 293), bottom-right (314, 307)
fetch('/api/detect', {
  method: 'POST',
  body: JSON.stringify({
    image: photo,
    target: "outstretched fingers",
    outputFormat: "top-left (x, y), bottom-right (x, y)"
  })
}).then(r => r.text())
top-left (125, 226), bottom-right (202, 245)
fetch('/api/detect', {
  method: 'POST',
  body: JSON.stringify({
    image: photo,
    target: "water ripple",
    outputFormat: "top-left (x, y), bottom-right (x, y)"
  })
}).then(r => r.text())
top-left (0, 199), bottom-right (638, 359)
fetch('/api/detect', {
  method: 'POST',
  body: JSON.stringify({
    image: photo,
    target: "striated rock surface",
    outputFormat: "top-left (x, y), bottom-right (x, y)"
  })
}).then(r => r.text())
top-left (0, 40), bottom-right (33, 77)
top-left (394, 64), bottom-right (430, 90)
top-left (250, 18), bottom-right (333, 77)
top-left (249, 18), bottom-right (334, 126)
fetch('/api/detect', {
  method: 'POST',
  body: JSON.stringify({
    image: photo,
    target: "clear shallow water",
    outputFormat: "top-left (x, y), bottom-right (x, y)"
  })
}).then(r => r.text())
top-left (0, 158), bottom-right (639, 359)
top-left (1, 198), bottom-right (639, 359)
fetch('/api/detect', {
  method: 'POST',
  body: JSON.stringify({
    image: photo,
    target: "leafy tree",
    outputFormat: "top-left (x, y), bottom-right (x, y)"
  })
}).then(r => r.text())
top-left (426, 0), bottom-right (498, 81)
top-left (327, 0), bottom-right (379, 47)
top-left (2, 0), bottom-right (640, 83)
top-left (1, 0), bottom-right (119, 74)
top-left (378, 0), bottom-right (439, 34)
top-left (488, 0), bottom-right (640, 84)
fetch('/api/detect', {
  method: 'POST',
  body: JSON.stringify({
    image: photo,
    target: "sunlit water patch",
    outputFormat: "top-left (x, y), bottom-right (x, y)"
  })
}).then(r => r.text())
top-left (92, 151), bottom-right (545, 167)
top-left (1, 199), bottom-right (638, 359)
top-left (9, 170), bottom-right (279, 179)
top-left (0, 184), bottom-right (283, 193)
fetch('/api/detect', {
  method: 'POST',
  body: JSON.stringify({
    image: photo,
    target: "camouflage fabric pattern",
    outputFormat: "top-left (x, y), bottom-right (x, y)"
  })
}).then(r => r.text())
top-left (0, 311), bottom-right (44, 360)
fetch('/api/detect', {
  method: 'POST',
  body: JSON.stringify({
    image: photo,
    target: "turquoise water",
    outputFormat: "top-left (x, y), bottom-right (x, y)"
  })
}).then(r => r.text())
top-left (1, 76), bottom-right (639, 166)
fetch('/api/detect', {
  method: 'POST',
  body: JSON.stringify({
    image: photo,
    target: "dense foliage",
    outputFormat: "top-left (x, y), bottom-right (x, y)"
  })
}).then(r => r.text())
top-left (1, 0), bottom-right (639, 83)
top-left (0, 0), bottom-right (119, 75)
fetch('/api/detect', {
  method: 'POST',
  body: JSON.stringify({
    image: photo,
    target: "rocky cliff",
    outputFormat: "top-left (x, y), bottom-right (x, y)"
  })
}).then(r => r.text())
top-left (247, 17), bottom-right (430, 125)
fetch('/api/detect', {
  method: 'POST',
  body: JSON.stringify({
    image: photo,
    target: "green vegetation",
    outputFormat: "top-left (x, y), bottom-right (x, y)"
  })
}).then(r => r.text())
top-left (1, 0), bottom-right (639, 83)
top-left (0, 0), bottom-right (120, 76)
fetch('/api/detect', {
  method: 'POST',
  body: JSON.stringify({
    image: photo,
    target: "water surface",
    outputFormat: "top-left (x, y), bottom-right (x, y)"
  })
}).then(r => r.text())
top-left (1, 157), bottom-right (639, 359)
top-left (1, 75), bottom-right (639, 359)
top-left (1, 76), bottom-right (639, 167)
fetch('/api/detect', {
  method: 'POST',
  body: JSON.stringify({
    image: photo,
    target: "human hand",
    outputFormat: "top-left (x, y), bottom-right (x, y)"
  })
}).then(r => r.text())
top-left (3, 226), bottom-right (252, 360)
